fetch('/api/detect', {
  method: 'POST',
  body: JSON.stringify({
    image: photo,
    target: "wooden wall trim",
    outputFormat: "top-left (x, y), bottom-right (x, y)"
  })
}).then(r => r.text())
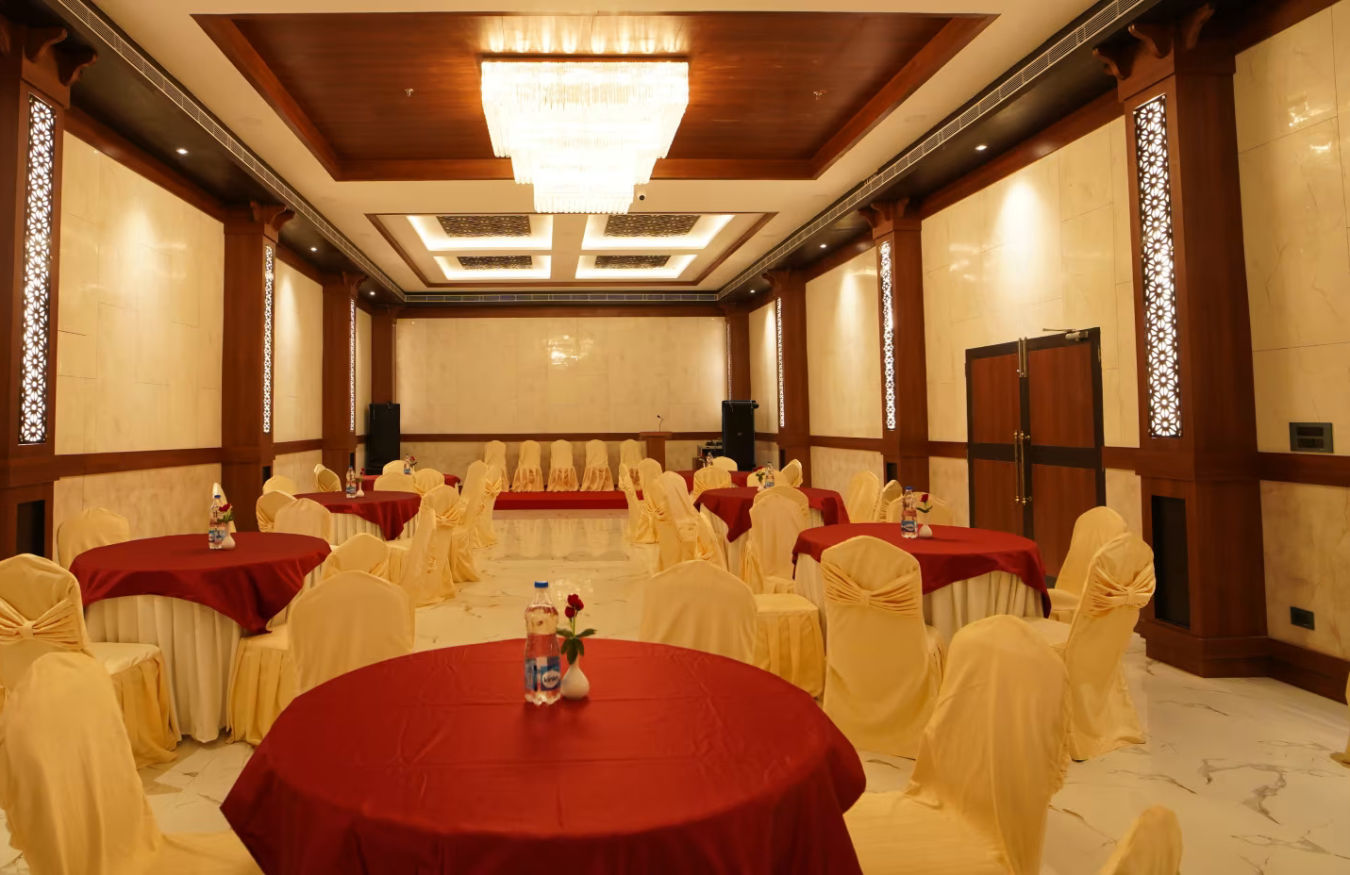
top-left (802, 233), bottom-right (874, 282)
top-left (398, 304), bottom-right (727, 319)
top-left (1257, 452), bottom-right (1350, 488)
top-left (56, 447), bottom-right (223, 478)
top-left (272, 438), bottom-right (324, 455)
top-left (927, 440), bottom-right (967, 459)
top-left (401, 432), bottom-right (722, 443)
top-left (755, 431), bottom-right (779, 443)
top-left (808, 435), bottom-right (886, 452)
top-left (1268, 639), bottom-right (1349, 703)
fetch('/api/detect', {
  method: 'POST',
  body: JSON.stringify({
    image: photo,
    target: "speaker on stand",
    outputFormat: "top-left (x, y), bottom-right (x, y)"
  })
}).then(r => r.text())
top-left (366, 403), bottom-right (401, 473)
top-left (721, 400), bottom-right (758, 473)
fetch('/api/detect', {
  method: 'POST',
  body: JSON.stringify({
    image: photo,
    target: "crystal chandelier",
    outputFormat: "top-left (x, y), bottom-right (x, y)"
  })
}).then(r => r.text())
top-left (481, 60), bottom-right (688, 214)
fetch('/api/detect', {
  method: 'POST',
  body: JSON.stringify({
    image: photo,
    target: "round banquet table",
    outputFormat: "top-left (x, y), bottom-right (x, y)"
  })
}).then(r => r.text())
top-left (222, 639), bottom-right (866, 875)
top-left (675, 468), bottom-right (752, 490)
top-left (695, 486), bottom-right (849, 575)
top-left (295, 490), bottom-right (421, 542)
top-left (360, 472), bottom-right (458, 494)
top-left (73, 533), bottom-right (330, 741)
top-left (792, 523), bottom-right (1049, 642)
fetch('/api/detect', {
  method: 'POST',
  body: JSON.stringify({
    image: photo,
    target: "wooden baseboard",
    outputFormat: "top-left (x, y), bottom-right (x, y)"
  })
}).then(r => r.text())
top-left (1268, 639), bottom-right (1349, 703)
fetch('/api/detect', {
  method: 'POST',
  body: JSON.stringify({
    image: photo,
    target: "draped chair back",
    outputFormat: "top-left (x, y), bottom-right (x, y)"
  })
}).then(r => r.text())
top-left (744, 486), bottom-right (810, 591)
top-left (513, 440), bottom-right (544, 492)
top-left (273, 498), bottom-right (334, 542)
top-left (456, 461), bottom-right (490, 529)
top-left (657, 471), bottom-right (722, 566)
top-left (413, 467), bottom-right (445, 495)
top-left (422, 484), bottom-right (459, 515)
top-left (820, 536), bottom-right (940, 757)
top-left (518, 440), bottom-right (542, 468)
top-left (844, 471), bottom-right (881, 524)
top-left (875, 479), bottom-right (903, 521)
top-left (290, 571), bottom-right (413, 694)
top-left (475, 464), bottom-right (505, 547)
top-left (1097, 806), bottom-right (1183, 875)
top-left (547, 440), bottom-right (578, 491)
top-left (1334, 674), bottom-right (1349, 767)
top-left (637, 458), bottom-right (663, 508)
top-left (56, 507), bottom-right (130, 569)
top-left (0, 653), bottom-right (163, 874)
top-left (1057, 506), bottom-right (1129, 599)
top-left (745, 469), bottom-right (764, 488)
top-left (639, 560), bottom-right (756, 664)
top-left (484, 440), bottom-right (508, 477)
top-left (652, 471), bottom-right (694, 571)
top-left (397, 503), bottom-right (457, 606)
top-left (917, 494), bottom-right (955, 526)
top-left (883, 497), bottom-right (902, 522)
top-left (373, 472), bottom-right (416, 492)
top-left (580, 439), bottom-right (613, 491)
top-left (263, 474), bottom-right (298, 495)
top-left (322, 532), bottom-right (391, 581)
top-left (690, 465), bottom-right (731, 501)
top-left (780, 458), bottom-right (804, 487)
top-left (314, 464), bottom-right (343, 493)
top-left (0, 555), bottom-right (94, 689)
top-left (904, 615), bottom-right (1070, 875)
top-left (711, 456), bottom-right (738, 472)
top-left (617, 465), bottom-right (650, 543)
top-left (619, 439), bottom-right (643, 473)
top-left (382, 459), bottom-right (407, 475)
top-left (255, 490), bottom-right (295, 533)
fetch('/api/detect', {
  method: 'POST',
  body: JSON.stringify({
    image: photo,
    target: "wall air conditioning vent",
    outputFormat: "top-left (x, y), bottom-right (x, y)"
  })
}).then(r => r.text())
top-left (1289, 422), bottom-right (1333, 453)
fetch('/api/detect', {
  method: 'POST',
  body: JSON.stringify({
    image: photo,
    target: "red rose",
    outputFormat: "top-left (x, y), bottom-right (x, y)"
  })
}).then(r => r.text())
top-left (564, 605), bottom-right (576, 619)
top-left (567, 594), bottom-right (584, 611)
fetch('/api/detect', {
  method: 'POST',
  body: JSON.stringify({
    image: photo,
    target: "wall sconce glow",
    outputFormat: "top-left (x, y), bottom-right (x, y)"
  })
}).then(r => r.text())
top-left (348, 297), bottom-right (356, 433)
top-left (879, 241), bottom-right (897, 431)
top-left (262, 244), bottom-right (275, 435)
top-left (775, 297), bottom-right (785, 430)
top-left (19, 95), bottom-right (56, 445)
top-left (1133, 95), bottom-right (1182, 438)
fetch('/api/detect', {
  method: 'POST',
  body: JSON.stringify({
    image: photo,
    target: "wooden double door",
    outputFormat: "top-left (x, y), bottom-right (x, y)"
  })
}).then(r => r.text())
top-left (966, 330), bottom-right (1105, 579)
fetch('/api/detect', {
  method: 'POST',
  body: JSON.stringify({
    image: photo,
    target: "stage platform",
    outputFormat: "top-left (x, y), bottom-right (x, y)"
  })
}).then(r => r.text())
top-left (493, 491), bottom-right (628, 511)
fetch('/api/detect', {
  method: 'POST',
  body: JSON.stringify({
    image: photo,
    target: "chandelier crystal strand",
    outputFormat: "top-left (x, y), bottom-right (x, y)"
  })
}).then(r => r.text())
top-left (481, 61), bottom-right (688, 214)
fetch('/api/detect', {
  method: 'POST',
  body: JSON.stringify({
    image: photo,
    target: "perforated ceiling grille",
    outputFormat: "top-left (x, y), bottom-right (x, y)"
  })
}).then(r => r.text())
top-left (594, 255), bottom-right (671, 269)
top-left (458, 255), bottom-right (533, 270)
top-left (604, 214), bottom-right (699, 237)
top-left (437, 215), bottom-right (531, 237)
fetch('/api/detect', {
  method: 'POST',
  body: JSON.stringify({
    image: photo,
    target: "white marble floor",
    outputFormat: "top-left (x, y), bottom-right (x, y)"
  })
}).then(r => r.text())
top-left (3, 510), bottom-right (1347, 873)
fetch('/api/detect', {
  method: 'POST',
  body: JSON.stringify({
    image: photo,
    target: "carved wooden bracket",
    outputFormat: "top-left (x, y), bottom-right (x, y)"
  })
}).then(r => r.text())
top-left (860, 198), bottom-right (912, 239)
top-left (249, 202), bottom-right (296, 236)
top-left (760, 268), bottom-right (801, 295)
top-left (1093, 2), bottom-right (1217, 84)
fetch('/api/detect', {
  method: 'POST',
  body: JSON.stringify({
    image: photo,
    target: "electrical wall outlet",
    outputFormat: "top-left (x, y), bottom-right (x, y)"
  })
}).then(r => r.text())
top-left (1290, 606), bottom-right (1315, 630)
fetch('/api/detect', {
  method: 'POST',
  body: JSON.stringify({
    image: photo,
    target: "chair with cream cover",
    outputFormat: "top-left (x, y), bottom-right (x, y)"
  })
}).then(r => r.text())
top-left (413, 467), bottom-right (445, 495)
top-left (741, 486), bottom-right (810, 594)
top-left (618, 465), bottom-right (656, 544)
top-left (648, 471), bottom-right (685, 572)
top-left (691, 465), bottom-right (732, 502)
top-left (313, 463), bottom-right (343, 493)
top-left (373, 471), bottom-right (416, 493)
top-left (580, 439), bottom-right (614, 491)
top-left (382, 459), bottom-right (407, 475)
top-left (262, 473), bottom-right (298, 495)
top-left (845, 615), bottom-right (1070, 875)
top-left (547, 439), bottom-right (579, 492)
top-left (745, 469), bottom-right (765, 488)
top-left (619, 439), bottom-right (643, 481)
top-left (0, 554), bottom-right (179, 768)
top-left (227, 627), bottom-right (295, 744)
top-left (0, 652), bottom-right (260, 875)
top-left (55, 507), bottom-right (130, 569)
top-left (1048, 506), bottom-right (1129, 623)
top-left (821, 536), bottom-right (945, 758)
top-left (844, 471), bottom-right (881, 525)
top-left (272, 497), bottom-right (333, 543)
top-left (290, 571), bottom-right (413, 695)
top-left (512, 440), bottom-right (544, 492)
top-left (321, 532), bottom-right (391, 582)
top-left (447, 461), bottom-right (495, 582)
top-left (636, 457), bottom-right (664, 542)
top-left (1097, 806), bottom-right (1183, 875)
top-left (484, 439), bottom-right (508, 486)
top-left (780, 458), bottom-right (804, 487)
top-left (655, 472), bottom-right (725, 570)
top-left (639, 560), bottom-right (756, 664)
top-left (255, 490), bottom-right (295, 533)
top-left (711, 456), bottom-right (738, 472)
top-left (474, 463), bottom-right (505, 548)
top-left (392, 488), bottom-right (458, 606)
top-left (1028, 532), bottom-right (1155, 760)
top-left (875, 479), bottom-right (902, 521)
top-left (1335, 673), bottom-right (1349, 768)
top-left (917, 493), bottom-right (955, 526)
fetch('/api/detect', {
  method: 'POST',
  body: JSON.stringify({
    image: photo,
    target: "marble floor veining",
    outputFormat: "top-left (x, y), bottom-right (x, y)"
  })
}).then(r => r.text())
top-left (3, 510), bottom-right (1348, 873)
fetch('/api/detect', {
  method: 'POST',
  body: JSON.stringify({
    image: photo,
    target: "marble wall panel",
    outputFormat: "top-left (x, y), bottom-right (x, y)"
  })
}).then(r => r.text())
top-left (54, 464), bottom-right (223, 543)
top-left (273, 450), bottom-right (323, 493)
top-left (1105, 468), bottom-right (1143, 536)
top-left (927, 457), bottom-right (970, 526)
top-left (805, 249), bottom-right (882, 438)
top-left (748, 301), bottom-right (779, 435)
top-left (1260, 481), bottom-right (1350, 658)
top-left (809, 447), bottom-right (884, 498)
top-left (273, 262), bottom-right (323, 443)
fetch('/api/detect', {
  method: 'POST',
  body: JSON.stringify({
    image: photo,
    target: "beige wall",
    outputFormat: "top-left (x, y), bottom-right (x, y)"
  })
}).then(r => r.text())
top-left (806, 249), bottom-right (882, 439)
top-left (396, 316), bottom-right (726, 434)
top-left (811, 447), bottom-right (884, 498)
top-left (54, 134), bottom-right (225, 536)
top-left (273, 450), bottom-right (323, 493)
top-left (1234, 5), bottom-right (1350, 659)
top-left (273, 261), bottom-right (322, 443)
top-left (748, 300), bottom-right (778, 434)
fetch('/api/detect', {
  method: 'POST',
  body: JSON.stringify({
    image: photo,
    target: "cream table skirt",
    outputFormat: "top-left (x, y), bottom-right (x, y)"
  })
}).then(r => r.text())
top-left (702, 507), bottom-right (829, 576)
top-left (330, 511), bottom-right (417, 545)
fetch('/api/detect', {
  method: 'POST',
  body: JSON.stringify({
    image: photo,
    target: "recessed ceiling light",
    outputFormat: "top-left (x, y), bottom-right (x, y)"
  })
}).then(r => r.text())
top-left (975, 144), bottom-right (988, 152)
top-left (175, 147), bottom-right (188, 155)
top-left (819, 243), bottom-right (828, 249)
top-left (750, 289), bottom-right (757, 295)
top-left (368, 291), bottom-right (376, 297)
top-left (309, 246), bottom-right (318, 252)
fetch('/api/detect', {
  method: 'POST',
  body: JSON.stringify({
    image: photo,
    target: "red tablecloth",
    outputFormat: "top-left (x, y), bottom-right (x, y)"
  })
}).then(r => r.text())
top-left (71, 533), bottom-right (329, 634)
top-left (296, 491), bottom-right (421, 540)
top-left (359, 472), bottom-right (458, 493)
top-left (793, 523), bottom-right (1049, 614)
top-left (695, 486), bottom-right (849, 541)
top-left (223, 639), bottom-right (865, 875)
top-left (675, 469), bottom-right (752, 489)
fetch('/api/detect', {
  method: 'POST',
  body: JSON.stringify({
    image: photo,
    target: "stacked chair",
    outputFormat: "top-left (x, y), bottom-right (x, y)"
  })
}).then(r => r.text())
top-left (844, 470), bottom-right (881, 524)
top-left (547, 439), bottom-right (579, 492)
top-left (580, 439), bottom-right (614, 491)
top-left (1047, 506), bottom-right (1129, 622)
top-left (512, 440), bottom-right (544, 492)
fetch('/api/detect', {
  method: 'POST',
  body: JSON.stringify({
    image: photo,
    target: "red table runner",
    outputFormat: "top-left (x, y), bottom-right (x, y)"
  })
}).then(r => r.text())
top-left (696, 486), bottom-right (849, 541)
top-left (794, 523), bottom-right (1049, 614)
top-left (675, 469), bottom-right (752, 490)
top-left (223, 639), bottom-right (864, 875)
top-left (359, 472), bottom-right (458, 493)
top-left (296, 491), bottom-right (421, 540)
top-left (71, 533), bottom-right (329, 634)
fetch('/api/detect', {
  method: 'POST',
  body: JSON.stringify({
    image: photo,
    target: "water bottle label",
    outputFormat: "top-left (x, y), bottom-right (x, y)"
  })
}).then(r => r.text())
top-left (901, 519), bottom-right (917, 534)
top-left (525, 656), bottom-right (561, 692)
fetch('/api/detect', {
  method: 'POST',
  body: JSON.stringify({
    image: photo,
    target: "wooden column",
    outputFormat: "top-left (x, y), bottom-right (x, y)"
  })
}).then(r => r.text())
top-left (724, 305), bottom-right (751, 400)
top-left (321, 272), bottom-right (361, 475)
top-left (0, 21), bottom-right (94, 557)
top-left (221, 202), bottom-right (293, 531)
top-left (864, 199), bottom-right (929, 490)
top-left (765, 268), bottom-right (811, 485)
top-left (1097, 4), bottom-right (1267, 675)
top-left (370, 307), bottom-right (397, 405)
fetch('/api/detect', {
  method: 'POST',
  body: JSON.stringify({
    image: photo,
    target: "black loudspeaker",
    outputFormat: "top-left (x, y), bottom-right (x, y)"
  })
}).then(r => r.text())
top-left (722, 400), bottom-right (759, 472)
top-left (366, 403), bottom-right (401, 473)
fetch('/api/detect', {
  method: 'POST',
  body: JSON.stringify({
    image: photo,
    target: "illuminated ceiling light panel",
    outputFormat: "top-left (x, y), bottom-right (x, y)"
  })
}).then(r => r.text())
top-left (580, 213), bottom-right (734, 251)
top-left (574, 253), bottom-right (695, 279)
top-left (435, 254), bottom-right (552, 281)
top-left (407, 214), bottom-right (554, 251)
top-left (481, 60), bottom-right (688, 214)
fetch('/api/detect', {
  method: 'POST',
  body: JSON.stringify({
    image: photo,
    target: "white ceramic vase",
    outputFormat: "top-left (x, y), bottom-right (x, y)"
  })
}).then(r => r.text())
top-left (918, 523), bottom-right (934, 539)
top-left (221, 530), bottom-right (237, 550)
top-left (561, 659), bottom-right (590, 700)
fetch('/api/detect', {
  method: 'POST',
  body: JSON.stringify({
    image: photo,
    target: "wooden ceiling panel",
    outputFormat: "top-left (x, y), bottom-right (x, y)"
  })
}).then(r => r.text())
top-left (196, 11), bottom-right (993, 181)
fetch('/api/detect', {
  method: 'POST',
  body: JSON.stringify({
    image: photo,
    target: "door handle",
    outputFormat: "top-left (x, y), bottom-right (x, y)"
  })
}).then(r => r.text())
top-left (1012, 431), bottom-right (1032, 507)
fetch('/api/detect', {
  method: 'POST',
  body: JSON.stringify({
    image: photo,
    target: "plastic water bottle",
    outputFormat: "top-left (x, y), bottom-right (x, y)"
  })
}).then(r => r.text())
top-left (403, 456), bottom-right (412, 475)
top-left (762, 463), bottom-right (776, 490)
top-left (345, 465), bottom-right (358, 497)
top-left (208, 491), bottom-right (227, 550)
top-left (524, 581), bottom-right (562, 705)
top-left (901, 486), bottom-right (919, 539)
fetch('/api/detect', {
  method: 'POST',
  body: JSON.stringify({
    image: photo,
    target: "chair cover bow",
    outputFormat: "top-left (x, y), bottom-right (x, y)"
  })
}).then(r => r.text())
top-left (1085, 565), bottom-right (1156, 616)
top-left (0, 597), bottom-right (84, 650)
top-left (822, 562), bottom-right (920, 615)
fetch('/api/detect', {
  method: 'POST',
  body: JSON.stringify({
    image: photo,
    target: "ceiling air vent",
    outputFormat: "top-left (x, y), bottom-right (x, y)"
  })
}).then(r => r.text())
top-left (1289, 422), bottom-right (1333, 453)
